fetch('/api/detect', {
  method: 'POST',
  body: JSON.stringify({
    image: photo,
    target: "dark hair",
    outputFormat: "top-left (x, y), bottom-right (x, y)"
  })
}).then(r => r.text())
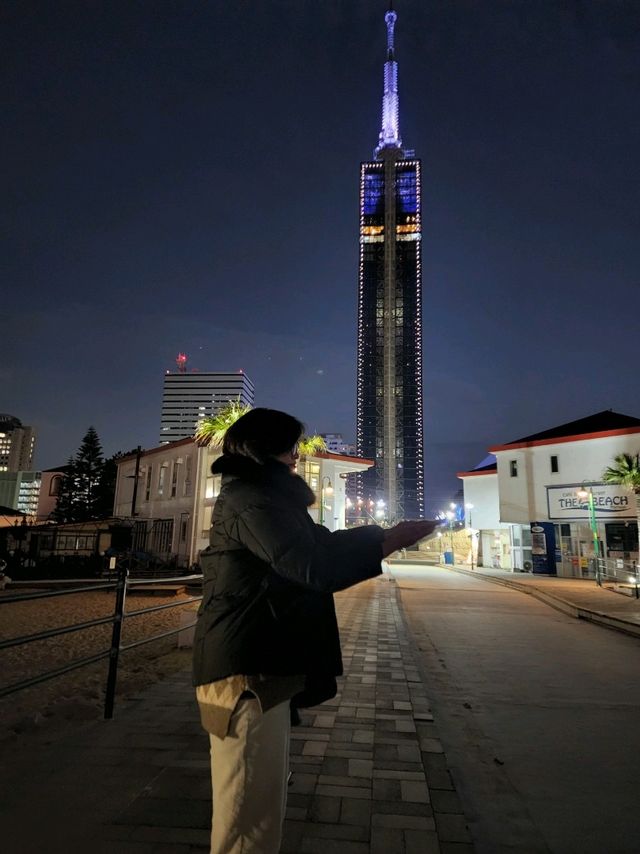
top-left (222, 408), bottom-right (304, 464)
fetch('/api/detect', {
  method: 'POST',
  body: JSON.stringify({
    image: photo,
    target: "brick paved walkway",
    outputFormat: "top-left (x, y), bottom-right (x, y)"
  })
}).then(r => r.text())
top-left (1, 577), bottom-right (473, 854)
top-left (283, 578), bottom-right (472, 853)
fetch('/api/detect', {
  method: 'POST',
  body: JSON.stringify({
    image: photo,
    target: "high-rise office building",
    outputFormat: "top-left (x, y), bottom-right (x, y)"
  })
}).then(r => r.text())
top-left (160, 368), bottom-right (255, 443)
top-left (0, 414), bottom-right (36, 472)
top-left (0, 470), bottom-right (41, 515)
top-left (356, 7), bottom-right (424, 521)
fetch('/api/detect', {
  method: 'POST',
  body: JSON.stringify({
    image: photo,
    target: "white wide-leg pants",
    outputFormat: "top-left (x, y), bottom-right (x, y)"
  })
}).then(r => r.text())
top-left (209, 697), bottom-right (290, 854)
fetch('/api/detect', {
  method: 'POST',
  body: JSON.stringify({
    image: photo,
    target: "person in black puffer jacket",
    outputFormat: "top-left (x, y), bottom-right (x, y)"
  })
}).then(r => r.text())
top-left (193, 408), bottom-right (437, 854)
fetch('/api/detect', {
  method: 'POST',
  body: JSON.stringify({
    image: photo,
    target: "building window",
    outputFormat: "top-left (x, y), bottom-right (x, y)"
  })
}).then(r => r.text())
top-left (184, 455), bottom-right (192, 497)
top-left (49, 476), bottom-right (62, 496)
top-left (158, 464), bottom-right (167, 496)
top-left (300, 461), bottom-right (321, 508)
top-left (550, 455), bottom-right (559, 473)
top-left (144, 467), bottom-right (152, 502)
top-left (170, 462), bottom-right (178, 498)
top-left (510, 460), bottom-right (518, 477)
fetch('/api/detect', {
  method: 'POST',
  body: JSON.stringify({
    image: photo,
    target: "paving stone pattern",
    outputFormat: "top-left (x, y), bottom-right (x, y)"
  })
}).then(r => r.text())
top-left (2, 577), bottom-right (472, 854)
top-left (281, 578), bottom-right (474, 854)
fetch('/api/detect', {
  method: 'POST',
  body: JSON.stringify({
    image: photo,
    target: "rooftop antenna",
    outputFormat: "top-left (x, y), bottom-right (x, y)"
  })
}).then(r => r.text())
top-left (176, 352), bottom-right (188, 373)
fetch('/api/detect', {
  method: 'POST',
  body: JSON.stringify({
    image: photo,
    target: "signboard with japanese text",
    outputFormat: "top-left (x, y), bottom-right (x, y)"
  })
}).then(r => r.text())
top-left (546, 484), bottom-right (635, 521)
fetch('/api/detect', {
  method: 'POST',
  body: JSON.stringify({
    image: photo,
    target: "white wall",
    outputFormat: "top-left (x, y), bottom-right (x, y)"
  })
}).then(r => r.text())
top-left (460, 473), bottom-right (510, 532)
top-left (495, 433), bottom-right (640, 524)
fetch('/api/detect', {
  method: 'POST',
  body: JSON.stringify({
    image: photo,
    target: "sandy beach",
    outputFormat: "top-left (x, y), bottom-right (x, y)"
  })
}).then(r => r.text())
top-left (0, 585), bottom-right (199, 740)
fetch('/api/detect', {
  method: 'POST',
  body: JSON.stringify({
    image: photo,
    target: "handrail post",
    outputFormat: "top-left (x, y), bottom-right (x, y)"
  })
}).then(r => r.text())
top-left (104, 555), bottom-right (130, 719)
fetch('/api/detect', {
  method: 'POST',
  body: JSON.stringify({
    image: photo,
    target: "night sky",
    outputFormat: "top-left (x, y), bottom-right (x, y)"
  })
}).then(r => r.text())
top-left (4, 1), bottom-right (640, 515)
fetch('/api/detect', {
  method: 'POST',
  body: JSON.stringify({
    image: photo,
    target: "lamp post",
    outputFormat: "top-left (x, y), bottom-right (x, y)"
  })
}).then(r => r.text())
top-left (126, 445), bottom-right (143, 517)
top-left (577, 484), bottom-right (600, 586)
top-left (437, 531), bottom-right (443, 563)
top-left (466, 502), bottom-right (475, 570)
top-left (319, 476), bottom-right (333, 526)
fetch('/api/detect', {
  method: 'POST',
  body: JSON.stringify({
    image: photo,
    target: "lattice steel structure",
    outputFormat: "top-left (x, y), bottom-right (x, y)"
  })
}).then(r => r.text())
top-left (356, 7), bottom-right (424, 521)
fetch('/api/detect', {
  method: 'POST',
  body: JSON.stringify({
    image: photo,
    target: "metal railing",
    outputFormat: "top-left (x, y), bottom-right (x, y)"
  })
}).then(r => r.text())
top-left (0, 555), bottom-right (203, 718)
top-left (596, 556), bottom-right (640, 596)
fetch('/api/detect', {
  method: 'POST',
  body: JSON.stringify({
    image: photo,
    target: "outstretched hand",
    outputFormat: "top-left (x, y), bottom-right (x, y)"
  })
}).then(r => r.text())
top-left (381, 520), bottom-right (439, 558)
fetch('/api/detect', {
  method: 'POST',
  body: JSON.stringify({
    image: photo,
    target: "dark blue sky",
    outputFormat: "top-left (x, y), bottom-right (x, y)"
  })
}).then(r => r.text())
top-left (4, 1), bottom-right (639, 514)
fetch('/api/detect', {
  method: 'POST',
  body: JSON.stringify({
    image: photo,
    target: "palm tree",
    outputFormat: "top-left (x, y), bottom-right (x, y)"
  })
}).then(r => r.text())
top-left (195, 403), bottom-right (328, 458)
top-left (194, 400), bottom-right (252, 448)
top-left (298, 435), bottom-right (327, 456)
top-left (602, 452), bottom-right (640, 551)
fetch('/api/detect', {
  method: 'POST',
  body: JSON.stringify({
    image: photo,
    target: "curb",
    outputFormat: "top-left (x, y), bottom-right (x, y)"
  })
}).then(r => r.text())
top-left (446, 566), bottom-right (640, 640)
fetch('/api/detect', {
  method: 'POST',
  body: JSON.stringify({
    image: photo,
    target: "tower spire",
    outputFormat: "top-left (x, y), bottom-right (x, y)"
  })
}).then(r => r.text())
top-left (375, 4), bottom-right (402, 156)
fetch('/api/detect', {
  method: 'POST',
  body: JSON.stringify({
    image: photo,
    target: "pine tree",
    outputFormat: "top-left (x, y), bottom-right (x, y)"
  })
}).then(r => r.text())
top-left (74, 427), bottom-right (104, 521)
top-left (52, 458), bottom-right (78, 523)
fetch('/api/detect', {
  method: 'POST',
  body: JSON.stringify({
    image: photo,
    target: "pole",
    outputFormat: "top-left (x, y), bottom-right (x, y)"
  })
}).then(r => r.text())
top-left (587, 488), bottom-right (601, 586)
top-left (104, 555), bottom-right (130, 719)
top-left (319, 484), bottom-right (325, 526)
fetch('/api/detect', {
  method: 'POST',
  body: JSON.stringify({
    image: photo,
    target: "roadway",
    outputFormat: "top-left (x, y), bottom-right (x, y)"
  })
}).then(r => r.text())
top-left (392, 564), bottom-right (640, 854)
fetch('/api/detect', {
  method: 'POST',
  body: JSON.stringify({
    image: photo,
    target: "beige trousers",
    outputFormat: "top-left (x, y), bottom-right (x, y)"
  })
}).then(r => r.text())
top-left (209, 697), bottom-right (290, 854)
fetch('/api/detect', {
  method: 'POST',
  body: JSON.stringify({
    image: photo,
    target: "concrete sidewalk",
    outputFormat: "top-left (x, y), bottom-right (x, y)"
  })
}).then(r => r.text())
top-left (1, 577), bottom-right (472, 854)
top-left (442, 564), bottom-right (640, 638)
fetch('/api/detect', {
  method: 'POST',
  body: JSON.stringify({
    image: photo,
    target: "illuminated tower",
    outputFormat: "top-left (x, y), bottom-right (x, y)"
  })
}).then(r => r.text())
top-left (356, 5), bottom-right (424, 521)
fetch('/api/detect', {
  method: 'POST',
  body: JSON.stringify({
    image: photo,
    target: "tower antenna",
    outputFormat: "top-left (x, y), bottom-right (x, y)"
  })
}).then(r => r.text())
top-left (375, 3), bottom-right (402, 155)
top-left (176, 353), bottom-right (188, 373)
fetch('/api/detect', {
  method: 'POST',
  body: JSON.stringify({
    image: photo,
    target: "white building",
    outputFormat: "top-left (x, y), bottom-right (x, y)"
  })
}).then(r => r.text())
top-left (457, 459), bottom-right (513, 570)
top-left (114, 442), bottom-right (374, 567)
top-left (0, 414), bottom-right (36, 472)
top-left (159, 371), bottom-right (254, 444)
top-left (319, 433), bottom-right (356, 456)
top-left (459, 411), bottom-right (640, 575)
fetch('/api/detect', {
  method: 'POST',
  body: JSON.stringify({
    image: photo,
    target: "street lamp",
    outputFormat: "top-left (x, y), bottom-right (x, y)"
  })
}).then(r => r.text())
top-left (319, 477), bottom-right (333, 526)
top-left (437, 530), bottom-right (443, 563)
top-left (465, 503), bottom-right (475, 571)
top-left (577, 484), bottom-right (600, 586)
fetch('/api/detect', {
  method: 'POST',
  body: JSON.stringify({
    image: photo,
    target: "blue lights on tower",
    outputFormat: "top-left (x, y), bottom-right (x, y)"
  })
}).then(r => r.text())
top-left (363, 172), bottom-right (385, 215)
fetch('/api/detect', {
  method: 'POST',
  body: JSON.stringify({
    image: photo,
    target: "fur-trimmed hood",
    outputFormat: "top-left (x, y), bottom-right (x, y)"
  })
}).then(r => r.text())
top-left (211, 454), bottom-right (316, 508)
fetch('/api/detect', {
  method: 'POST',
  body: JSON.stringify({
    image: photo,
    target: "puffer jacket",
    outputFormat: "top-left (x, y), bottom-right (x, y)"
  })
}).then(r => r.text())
top-left (192, 455), bottom-right (384, 704)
